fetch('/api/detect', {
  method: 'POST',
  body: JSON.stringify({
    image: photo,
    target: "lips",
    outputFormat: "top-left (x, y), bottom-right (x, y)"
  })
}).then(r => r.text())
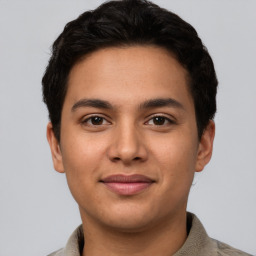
top-left (100, 174), bottom-right (154, 195)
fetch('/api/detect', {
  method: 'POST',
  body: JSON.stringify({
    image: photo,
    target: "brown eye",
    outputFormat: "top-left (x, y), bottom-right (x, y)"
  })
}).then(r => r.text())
top-left (82, 116), bottom-right (109, 126)
top-left (90, 116), bottom-right (103, 125)
top-left (146, 115), bottom-right (174, 126)
top-left (153, 116), bottom-right (166, 125)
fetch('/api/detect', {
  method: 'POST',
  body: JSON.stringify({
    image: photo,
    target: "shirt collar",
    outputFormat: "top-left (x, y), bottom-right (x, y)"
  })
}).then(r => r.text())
top-left (63, 212), bottom-right (210, 256)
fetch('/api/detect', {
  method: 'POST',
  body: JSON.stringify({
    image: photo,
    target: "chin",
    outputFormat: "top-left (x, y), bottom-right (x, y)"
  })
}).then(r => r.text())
top-left (105, 217), bottom-right (154, 233)
top-left (99, 205), bottom-right (159, 233)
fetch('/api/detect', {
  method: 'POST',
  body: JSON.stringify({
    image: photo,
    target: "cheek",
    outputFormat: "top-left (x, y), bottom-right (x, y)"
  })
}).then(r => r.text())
top-left (150, 133), bottom-right (197, 187)
top-left (60, 133), bottom-right (107, 196)
top-left (61, 129), bottom-right (107, 169)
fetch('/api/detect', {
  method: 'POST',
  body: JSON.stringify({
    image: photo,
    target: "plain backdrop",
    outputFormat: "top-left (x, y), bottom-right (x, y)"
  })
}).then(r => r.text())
top-left (0, 0), bottom-right (255, 255)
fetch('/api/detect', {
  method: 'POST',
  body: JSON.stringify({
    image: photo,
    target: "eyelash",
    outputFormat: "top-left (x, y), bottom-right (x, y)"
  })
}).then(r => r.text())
top-left (145, 115), bottom-right (175, 126)
top-left (81, 115), bottom-right (110, 126)
top-left (81, 114), bottom-right (175, 127)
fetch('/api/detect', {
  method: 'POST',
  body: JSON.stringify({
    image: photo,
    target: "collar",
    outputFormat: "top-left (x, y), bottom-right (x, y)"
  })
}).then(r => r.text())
top-left (60, 212), bottom-right (249, 256)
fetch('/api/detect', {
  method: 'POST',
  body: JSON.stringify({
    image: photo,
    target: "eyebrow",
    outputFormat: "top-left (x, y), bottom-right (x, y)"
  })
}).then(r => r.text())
top-left (71, 97), bottom-right (184, 112)
top-left (71, 99), bottom-right (113, 112)
top-left (139, 98), bottom-right (184, 110)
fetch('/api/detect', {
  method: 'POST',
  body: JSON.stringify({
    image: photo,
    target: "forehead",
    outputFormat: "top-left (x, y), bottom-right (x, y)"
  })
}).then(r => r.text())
top-left (65, 46), bottom-right (193, 110)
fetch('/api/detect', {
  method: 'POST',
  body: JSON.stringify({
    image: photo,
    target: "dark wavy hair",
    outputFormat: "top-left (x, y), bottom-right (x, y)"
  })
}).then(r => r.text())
top-left (42, 0), bottom-right (218, 142)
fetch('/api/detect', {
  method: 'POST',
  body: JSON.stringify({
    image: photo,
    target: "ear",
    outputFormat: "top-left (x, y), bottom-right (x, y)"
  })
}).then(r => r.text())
top-left (195, 120), bottom-right (215, 173)
top-left (46, 122), bottom-right (65, 173)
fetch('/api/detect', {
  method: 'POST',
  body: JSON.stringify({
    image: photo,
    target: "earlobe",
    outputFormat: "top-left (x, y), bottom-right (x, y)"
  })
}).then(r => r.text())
top-left (195, 120), bottom-right (215, 173)
top-left (46, 122), bottom-right (65, 173)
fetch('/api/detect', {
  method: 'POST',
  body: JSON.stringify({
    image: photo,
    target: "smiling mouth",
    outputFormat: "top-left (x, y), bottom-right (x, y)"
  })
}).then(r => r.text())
top-left (100, 174), bottom-right (155, 196)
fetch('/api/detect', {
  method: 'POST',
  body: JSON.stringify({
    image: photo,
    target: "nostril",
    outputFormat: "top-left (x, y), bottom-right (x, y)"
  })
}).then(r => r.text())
top-left (111, 156), bottom-right (141, 162)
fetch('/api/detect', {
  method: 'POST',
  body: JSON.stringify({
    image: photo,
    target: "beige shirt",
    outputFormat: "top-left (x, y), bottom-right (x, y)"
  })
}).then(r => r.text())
top-left (48, 213), bottom-right (252, 256)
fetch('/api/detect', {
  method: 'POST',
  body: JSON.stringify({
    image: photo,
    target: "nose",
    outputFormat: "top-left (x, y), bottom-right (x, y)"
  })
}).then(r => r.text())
top-left (107, 122), bottom-right (148, 165)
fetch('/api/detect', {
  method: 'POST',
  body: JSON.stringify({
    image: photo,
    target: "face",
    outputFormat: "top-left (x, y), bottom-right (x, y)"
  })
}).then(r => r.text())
top-left (47, 46), bottom-right (214, 232)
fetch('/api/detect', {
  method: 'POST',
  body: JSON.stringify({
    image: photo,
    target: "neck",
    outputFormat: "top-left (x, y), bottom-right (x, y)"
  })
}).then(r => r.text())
top-left (81, 211), bottom-right (187, 256)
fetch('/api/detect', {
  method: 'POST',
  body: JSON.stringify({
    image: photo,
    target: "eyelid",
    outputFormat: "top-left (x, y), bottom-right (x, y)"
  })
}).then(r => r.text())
top-left (145, 114), bottom-right (176, 125)
top-left (80, 113), bottom-right (176, 126)
top-left (81, 114), bottom-right (112, 125)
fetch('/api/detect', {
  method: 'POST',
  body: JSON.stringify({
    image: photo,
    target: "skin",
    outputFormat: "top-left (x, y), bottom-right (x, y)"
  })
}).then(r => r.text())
top-left (47, 46), bottom-right (215, 256)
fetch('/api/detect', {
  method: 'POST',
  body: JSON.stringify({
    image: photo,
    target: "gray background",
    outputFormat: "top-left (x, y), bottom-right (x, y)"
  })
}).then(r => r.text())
top-left (0, 0), bottom-right (255, 255)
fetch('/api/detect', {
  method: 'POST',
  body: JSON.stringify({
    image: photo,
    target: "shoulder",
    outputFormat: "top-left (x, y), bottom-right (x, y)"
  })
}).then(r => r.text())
top-left (175, 213), bottom-right (253, 256)
top-left (47, 248), bottom-right (64, 256)
top-left (210, 239), bottom-right (253, 256)
top-left (47, 224), bottom-right (83, 256)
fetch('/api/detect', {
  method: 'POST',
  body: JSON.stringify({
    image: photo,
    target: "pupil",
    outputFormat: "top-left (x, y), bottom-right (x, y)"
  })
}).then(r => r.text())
top-left (153, 116), bottom-right (165, 125)
top-left (92, 116), bottom-right (103, 125)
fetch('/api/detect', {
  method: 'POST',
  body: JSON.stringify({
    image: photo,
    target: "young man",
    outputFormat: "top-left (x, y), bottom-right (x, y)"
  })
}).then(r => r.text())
top-left (42, 0), bottom-right (251, 255)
